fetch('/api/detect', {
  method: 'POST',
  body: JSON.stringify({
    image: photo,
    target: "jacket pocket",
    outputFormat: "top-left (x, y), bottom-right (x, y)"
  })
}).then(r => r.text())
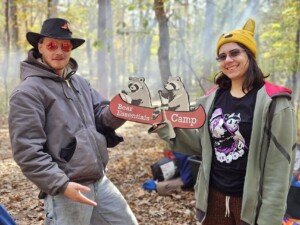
top-left (194, 165), bottom-right (209, 211)
top-left (90, 128), bottom-right (109, 168)
top-left (63, 129), bottom-right (101, 181)
top-left (60, 138), bottom-right (77, 162)
top-left (194, 165), bottom-right (203, 196)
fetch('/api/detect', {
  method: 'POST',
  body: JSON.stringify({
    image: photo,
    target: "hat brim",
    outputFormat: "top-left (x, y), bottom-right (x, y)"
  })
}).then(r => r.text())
top-left (26, 32), bottom-right (85, 50)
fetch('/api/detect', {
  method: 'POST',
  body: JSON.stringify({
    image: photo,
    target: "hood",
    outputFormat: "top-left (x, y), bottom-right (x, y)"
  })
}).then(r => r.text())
top-left (205, 81), bottom-right (292, 99)
top-left (20, 49), bottom-right (78, 81)
top-left (264, 81), bottom-right (292, 99)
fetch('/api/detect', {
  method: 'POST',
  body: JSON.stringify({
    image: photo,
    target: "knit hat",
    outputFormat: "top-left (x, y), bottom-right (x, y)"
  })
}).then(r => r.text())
top-left (26, 18), bottom-right (85, 50)
top-left (216, 19), bottom-right (257, 57)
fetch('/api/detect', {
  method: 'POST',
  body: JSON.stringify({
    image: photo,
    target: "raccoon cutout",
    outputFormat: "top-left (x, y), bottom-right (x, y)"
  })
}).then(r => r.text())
top-left (158, 76), bottom-right (190, 111)
top-left (110, 75), bottom-right (206, 129)
top-left (120, 77), bottom-right (152, 107)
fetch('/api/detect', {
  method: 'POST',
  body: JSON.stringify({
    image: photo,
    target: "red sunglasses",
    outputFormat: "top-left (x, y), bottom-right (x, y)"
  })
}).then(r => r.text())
top-left (45, 41), bottom-right (73, 52)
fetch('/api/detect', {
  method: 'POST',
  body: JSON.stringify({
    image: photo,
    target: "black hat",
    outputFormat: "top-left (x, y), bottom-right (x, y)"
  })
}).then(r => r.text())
top-left (26, 18), bottom-right (85, 50)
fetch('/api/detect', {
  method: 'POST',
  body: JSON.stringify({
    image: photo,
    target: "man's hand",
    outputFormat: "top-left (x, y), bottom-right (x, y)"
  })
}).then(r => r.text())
top-left (63, 182), bottom-right (97, 206)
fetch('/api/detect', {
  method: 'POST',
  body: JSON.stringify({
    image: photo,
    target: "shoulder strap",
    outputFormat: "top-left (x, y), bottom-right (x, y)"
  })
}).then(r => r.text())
top-left (265, 97), bottom-right (277, 149)
top-left (266, 96), bottom-right (293, 163)
top-left (266, 97), bottom-right (277, 133)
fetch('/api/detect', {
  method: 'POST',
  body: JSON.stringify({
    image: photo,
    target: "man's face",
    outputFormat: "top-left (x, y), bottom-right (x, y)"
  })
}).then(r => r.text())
top-left (38, 37), bottom-right (72, 77)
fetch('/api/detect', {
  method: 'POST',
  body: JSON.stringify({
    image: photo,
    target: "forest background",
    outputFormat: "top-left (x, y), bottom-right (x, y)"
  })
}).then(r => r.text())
top-left (0, 0), bottom-right (299, 224)
top-left (0, 0), bottom-right (299, 137)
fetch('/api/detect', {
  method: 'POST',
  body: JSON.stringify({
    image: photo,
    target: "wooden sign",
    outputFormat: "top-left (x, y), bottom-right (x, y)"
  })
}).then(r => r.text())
top-left (109, 76), bottom-right (206, 129)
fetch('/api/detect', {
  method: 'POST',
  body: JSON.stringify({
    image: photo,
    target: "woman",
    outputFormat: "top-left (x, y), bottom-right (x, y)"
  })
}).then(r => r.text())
top-left (150, 19), bottom-right (297, 225)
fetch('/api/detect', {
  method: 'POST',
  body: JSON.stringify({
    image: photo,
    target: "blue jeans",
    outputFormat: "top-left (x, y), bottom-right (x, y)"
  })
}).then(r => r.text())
top-left (44, 175), bottom-right (138, 225)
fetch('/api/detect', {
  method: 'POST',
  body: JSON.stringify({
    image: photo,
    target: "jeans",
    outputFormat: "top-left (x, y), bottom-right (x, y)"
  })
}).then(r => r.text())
top-left (44, 175), bottom-right (138, 225)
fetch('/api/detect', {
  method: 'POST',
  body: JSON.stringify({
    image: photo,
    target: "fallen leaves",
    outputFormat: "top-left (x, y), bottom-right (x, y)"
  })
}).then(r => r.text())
top-left (0, 120), bottom-right (200, 225)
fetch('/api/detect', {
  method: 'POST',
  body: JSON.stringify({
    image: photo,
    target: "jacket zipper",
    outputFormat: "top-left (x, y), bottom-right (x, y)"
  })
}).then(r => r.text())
top-left (67, 77), bottom-right (103, 172)
top-left (68, 80), bottom-right (87, 127)
top-left (65, 79), bottom-right (71, 88)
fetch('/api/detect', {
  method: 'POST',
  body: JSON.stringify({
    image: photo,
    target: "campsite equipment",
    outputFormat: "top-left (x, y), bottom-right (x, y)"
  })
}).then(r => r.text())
top-left (151, 153), bottom-right (178, 182)
top-left (0, 204), bottom-right (17, 225)
top-left (188, 155), bottom-right (202, 184)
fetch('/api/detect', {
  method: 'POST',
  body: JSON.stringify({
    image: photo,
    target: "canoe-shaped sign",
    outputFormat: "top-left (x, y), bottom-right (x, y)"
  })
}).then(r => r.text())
top-left (110, 94), bottom-right (206, 129)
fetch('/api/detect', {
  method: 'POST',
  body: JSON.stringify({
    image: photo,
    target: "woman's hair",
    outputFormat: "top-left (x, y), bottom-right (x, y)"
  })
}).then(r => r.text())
top-left (214, 43), bottom-right (266, 93)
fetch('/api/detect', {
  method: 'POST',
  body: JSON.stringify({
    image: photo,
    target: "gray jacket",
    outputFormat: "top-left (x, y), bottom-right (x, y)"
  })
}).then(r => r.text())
top-left (151, 83), bottom-right (297, 225)
top-left (9, 50), bottom-right (124, 196)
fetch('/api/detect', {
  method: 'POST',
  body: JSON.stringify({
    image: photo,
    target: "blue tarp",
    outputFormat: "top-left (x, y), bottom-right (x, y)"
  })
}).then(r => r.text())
top-left (0, 204), bottom-right (17, 225)
top-left (173, 152), bottom-right (195, 188)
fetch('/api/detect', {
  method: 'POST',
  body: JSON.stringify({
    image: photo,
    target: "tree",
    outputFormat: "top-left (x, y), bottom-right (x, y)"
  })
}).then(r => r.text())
top-left (154, 0), bottom-right (172, 85)
top-left (201, 0), bottom-right (215, 77)
top-left (97, 0), bottom-right (108, 97)
top-left (47, 0), bottom-right (59, 18)
top-left (137, 1), bottom-right (154, 79)
top-left (106, 0), bottom-right (117, 96)
top-left (292, 18), bottom-right (300, 128)
top-left (2, 0), bottom-right (10, 113)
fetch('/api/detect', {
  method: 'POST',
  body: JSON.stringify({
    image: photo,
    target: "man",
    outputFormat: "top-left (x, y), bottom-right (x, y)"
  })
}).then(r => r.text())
top-left (8, 18), bottom-right (138, 225)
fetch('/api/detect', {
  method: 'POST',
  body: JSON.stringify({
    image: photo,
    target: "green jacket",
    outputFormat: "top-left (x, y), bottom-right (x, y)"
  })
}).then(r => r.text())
top-left (150, 82), bottom-right (297, 225)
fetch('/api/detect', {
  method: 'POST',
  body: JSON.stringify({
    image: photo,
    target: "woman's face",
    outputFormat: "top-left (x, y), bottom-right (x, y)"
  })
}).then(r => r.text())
top-left (218, 42), bottom-right (249, 83)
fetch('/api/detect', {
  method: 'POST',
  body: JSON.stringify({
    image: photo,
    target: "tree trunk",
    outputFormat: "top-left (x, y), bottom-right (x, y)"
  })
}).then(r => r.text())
top-left (138, 7), bottom-right (155, 79)
top-left (120, 7), bottom-right (126, 85)
top-left (292, 19), bottom-right (300, 124)
top-left (97, 0), bottom-right (108, 97)
top-left (201, 0), bottom-right (214, 77)
top-left (10, 0), bottom-right (20, 78)
top-left (154, 0), bottom-right (172, 85)
top-left (3, 0), bottom-right (10, 113)
top-left (106, 0), bottom-right (117, 97)
top-left (86, 38), bottom-right (93, 79)
top-left (10, 0), bottom-right (18, 48)
top-left (47, 0), bottom-right (59, 18)
top-left (139, 35), bottom-right (152, 79)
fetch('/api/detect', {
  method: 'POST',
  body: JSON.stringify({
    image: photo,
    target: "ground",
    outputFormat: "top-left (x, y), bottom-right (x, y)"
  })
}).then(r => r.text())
top-left (0, 115), bottom-right (200, 225)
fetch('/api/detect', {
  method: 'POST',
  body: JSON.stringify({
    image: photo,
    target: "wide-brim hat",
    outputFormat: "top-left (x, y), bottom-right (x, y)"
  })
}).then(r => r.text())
top-left (26, 18), bottom-right (85, 50)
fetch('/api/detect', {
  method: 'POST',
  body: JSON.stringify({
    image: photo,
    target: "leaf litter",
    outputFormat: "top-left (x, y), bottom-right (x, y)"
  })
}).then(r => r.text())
top-left (0, 118), bottom-right (200, 225)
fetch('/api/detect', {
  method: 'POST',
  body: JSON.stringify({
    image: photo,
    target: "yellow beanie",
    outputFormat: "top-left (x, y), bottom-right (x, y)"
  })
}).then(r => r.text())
top-left (216, 19), bottom-right (257, 57)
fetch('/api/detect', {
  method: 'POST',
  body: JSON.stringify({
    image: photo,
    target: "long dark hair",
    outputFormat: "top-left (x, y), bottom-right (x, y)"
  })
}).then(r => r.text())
top-left (214, 43), bottom-right (267, 93)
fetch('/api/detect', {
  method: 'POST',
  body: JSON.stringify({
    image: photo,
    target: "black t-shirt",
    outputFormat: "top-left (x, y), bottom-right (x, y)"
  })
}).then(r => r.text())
top-left (209, 88), bottom-right (258, 196)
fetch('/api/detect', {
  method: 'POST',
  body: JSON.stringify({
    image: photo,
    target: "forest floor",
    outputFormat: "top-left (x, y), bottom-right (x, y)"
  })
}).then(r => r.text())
top-left (0, 114), bottom-right (200, 225)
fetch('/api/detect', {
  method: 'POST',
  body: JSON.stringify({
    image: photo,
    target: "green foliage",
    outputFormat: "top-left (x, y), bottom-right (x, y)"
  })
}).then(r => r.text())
top-left (93, 40), bottom-right (103, 50)
top-left (259, 0), bottom-right (299, 80)
top-left (127, 3), bottom-right (136, 11)
top-left (0, 0), bottom-right (299, 138)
